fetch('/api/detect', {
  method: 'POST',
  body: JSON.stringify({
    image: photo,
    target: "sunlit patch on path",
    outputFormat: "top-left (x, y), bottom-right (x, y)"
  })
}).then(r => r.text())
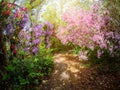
top-left (39, 53), bottom-right (84, 90)
top-left (39, 53), bottom-right (120, 90)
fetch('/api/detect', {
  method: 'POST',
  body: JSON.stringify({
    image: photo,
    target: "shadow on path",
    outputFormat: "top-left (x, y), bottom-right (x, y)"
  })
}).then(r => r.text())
top-left (39, 53), bottom-right (120, 90)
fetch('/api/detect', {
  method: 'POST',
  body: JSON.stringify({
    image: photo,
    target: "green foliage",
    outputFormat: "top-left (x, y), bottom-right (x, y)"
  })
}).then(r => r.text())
top-left (2, 47), bottom-right (53, 89)
top-left (102, 0), bottom-right (120, 32)
top-left (85, 47), bottom-right (98, 64)
top-left (41, 1), bottom-right (67, 29)
top-left (72, 46), bottom-right (81, 54)
top-left (81, 47), bottom-right (120, 75)
top-left (21, 0), bottom-right (43, 9)
top-left (42, 6), bottom-right (60, 29)
top-left (0, 0), bottom-right (53, 89)
top-left (71, 0), bottom-right (94, 10)
top-left (38, 43), bottom-right (53, 59)
top-left (50, 36), bottom-right (74, 53)
top-left (87, 46), bottom-right (118, 64)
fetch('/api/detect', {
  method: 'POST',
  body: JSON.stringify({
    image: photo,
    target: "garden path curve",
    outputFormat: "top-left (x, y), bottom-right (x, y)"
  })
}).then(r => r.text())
top-left (40, 53), bottom-right (94, 90)
top-left (39, 53), bottom-right (119, 90)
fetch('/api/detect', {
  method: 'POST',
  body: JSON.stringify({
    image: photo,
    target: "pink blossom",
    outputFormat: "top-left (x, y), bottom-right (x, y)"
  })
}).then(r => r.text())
top-left (21, 7), bottom-right (27, 12)
top-left (79, 55), bottom-right (88, 60)
top-left (109, 47), bottom-right (113, 55)
top-left (89, 46), bottom-right (94, 51)
top-left (15, 13), bottom-right (19, 17)
top-left (56, 2), bottom-right (120, 59)
top-left (100, 43), bottom-right (107, 49)
top-left (97, 50), bottom-right (103, 58)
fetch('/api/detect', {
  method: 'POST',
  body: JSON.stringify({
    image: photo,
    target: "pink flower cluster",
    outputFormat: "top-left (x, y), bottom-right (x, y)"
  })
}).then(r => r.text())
top-left (56, 3), bottom-right (120, 59)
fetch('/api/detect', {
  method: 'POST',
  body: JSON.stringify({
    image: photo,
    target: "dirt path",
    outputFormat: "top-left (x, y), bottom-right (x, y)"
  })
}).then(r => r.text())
top-left (39, 53), bottom-right (82, 90)
top-left (39, 53), bottom-right (120, 90)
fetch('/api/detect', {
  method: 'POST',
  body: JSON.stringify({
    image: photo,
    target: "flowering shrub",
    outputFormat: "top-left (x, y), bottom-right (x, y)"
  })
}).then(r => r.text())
top-left (1, 1), bottom-right (53, 56)
top-left (19, 21), bottom-right (53, 55)
top-left (56, 2), bottom-right (120, 60)
top-left (0, 1), bottom-right (29, 63)
top-left (1, 2), bottom-right (28, 32)
top-left (0, 1), bottom-right (54, 89)
top-left (3, 51), bottom-right (53, 89)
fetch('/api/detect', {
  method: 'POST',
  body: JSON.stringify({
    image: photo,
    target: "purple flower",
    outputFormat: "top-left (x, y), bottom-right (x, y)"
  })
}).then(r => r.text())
top-left (22, 17), bottom-right (28, 23)
top-left (79, 55), bottom-right (88, 60)
top-left (45, 30), bottom-right (52, 36)
top-left (26, 36), bottom-right (31, 40)
top-left (24, 48), bottom-right (29, 52)
top-left (89, 45), bottom-right (94, 51)
top-left (34, 24), bottom-right (43, 32)
top-left (34, 24), bottom-right (43, 37)
top-left (12, 15), bottom-right (15, 20)
top-left (109, 46), bottom-right (113, 55)
top-left (26, 42), bottom-right (32, 46)
top-left (100, 43), bottom-right (107, 49)
top-left (33, 39), bottom-right (40, 45)
top-left (7, 23), bottom-right (14, 34)
top-left (22, 14), bottom-right (29, 23)
top-left (32, 47), bottom-right (39, 55)
top-left (115, 34), bottom-right (120, 40)
top-left (97, 50), bottom-right (103, 59)
top-left (34, 30), bottom-right (43, 37)
top-left (93, 34), bottom-right (103, 43)
top-left (115, 46), bottom-right (118, 49)
top-left (7, 23), bottom-right (13, 30)
top-left (44, 21), bottom-right (53, 30)
top-left (15, 14), bottom-right (28, 29)
top-left (46, 43), bottom-right (50, 49)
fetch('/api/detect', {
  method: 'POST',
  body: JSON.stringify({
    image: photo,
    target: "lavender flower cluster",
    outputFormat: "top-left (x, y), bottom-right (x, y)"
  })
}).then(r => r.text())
top-left (6, 8), bottom-right (28, 36)
top-left (20, 21), bottom-right (53, 55)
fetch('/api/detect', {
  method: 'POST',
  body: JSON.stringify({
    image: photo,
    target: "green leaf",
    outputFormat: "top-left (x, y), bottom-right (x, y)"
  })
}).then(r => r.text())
top-left (5, 64), bottom-right (15, 72)
top-left (18, 76), bottom-right (29, 85)
top-left (3, 74), bottom-right (10, 80)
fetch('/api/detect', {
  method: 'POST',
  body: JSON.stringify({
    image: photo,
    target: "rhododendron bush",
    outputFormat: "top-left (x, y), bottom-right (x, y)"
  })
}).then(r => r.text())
top-left (0, 1), bottom-right (29, 64)
top-left (56, 2), bottom-right (120, 60)
top-left (0, 1), bottom-right (54, 58)
top-left (0, 1), bottom-right (54, 88)
top-left (19, 21), bottom-right (53, 55)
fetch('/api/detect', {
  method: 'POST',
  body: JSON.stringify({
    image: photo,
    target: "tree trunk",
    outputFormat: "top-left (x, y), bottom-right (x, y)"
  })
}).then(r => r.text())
top-left (0, 23), bottom-right (8, 66)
